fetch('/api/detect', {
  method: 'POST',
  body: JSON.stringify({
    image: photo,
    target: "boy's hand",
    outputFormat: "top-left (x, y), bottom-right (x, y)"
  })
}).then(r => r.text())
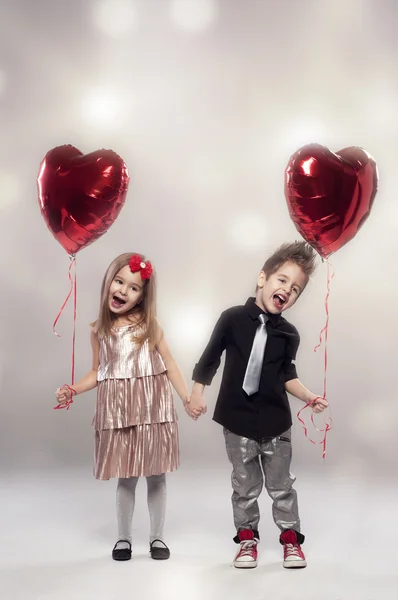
top-left (183, 396), bottom-right (203, 420)
top-left (188, 393), bottom-right (207, 419)
top-left (184, 404), bottom-right (202, 420)
top-left (311, 396), bottom-right (329, 413)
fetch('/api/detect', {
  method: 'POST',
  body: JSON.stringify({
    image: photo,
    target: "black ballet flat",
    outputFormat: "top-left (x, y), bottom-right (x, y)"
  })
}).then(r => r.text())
top-left (112, 539), bottom-right (132, 561)
top-left (150, 539), bottom-right (170, 560)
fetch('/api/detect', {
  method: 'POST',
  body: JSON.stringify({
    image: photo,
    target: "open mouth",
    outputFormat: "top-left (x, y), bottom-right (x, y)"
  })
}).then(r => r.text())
top-left (273, 293), bottom-right (287, 310)
top-left (111, 295), bottom-right (127, 309)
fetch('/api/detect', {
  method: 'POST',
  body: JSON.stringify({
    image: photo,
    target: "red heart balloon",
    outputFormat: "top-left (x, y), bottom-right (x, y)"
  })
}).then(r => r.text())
top-left (284, 144), bottom-right (378, 258)
top-left (37, 145), bottom-right (130, 256)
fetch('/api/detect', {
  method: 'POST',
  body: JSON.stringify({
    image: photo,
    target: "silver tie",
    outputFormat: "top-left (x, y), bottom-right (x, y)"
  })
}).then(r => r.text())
top-left (242, 313), bottom-right (268, 396)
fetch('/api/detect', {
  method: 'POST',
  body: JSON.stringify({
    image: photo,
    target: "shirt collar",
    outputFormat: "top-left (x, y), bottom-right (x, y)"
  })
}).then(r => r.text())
top-left (245, 297), bottom-right (281, 326)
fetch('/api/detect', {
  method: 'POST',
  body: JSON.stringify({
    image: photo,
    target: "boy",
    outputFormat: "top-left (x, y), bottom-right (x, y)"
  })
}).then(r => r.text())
top-left (189, 241), bottom-right (328, 569)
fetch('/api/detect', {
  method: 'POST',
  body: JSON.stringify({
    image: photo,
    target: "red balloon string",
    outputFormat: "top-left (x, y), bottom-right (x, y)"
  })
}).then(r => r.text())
top-left (297, 261), bottom-right (334, 458)
top-left (53, 255), bottom-right (77, 411)
top-left (71, 257), bottom-right (77, 385)
top-left (53, 384), bottom-right (76, 411)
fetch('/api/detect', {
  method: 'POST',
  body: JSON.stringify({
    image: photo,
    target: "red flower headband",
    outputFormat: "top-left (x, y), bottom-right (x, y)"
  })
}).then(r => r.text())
top-left (129, 254), bottom-right (153, 280)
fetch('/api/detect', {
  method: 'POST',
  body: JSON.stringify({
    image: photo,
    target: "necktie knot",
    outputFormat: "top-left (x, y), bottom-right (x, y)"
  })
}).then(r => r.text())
top-left (259, 313), bottom-right (268, 325)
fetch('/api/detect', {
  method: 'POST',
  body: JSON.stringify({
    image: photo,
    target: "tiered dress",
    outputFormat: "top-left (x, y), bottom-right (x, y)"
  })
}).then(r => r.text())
top-left (93, 324), bottom-right (179, 480)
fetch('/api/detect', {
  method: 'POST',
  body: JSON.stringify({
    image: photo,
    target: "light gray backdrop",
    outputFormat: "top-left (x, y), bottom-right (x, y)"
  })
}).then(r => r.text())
top-left (0, 0), bottom-right (397, 479)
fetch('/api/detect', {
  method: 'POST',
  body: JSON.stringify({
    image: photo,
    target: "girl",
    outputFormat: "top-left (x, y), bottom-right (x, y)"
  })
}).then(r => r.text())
top-left (56, 253), bottom-right (199, 561)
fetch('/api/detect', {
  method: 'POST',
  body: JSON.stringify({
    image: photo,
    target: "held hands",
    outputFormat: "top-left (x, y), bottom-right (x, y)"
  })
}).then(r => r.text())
top-left (184, 393), bottom-right (207, 421)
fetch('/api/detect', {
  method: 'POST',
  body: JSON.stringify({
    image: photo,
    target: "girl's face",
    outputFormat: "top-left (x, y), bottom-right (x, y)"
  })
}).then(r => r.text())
top-left (108, 265), bottom-right (144, 315)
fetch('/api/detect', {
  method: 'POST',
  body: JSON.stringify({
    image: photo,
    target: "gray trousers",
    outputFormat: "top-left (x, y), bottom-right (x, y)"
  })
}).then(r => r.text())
top-left (224, 428), bottom-right (301, 537)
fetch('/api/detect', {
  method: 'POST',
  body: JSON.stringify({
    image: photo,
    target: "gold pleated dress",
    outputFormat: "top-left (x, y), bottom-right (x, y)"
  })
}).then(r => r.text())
top-left (93, 324), bottom-right (179, 480)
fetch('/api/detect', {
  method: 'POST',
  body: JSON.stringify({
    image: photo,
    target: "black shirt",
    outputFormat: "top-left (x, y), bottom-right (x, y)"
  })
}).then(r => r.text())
top-left (192, 297), bottom-right (300, 440)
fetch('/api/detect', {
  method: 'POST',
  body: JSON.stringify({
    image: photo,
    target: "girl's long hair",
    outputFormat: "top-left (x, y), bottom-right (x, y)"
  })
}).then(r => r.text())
top-left (92, 253), bottom-right (158, 348)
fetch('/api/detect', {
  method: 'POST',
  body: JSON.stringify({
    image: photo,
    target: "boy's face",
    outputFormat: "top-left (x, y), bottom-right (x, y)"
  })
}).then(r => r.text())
top-left (255, 261), bottom-right (309, 314)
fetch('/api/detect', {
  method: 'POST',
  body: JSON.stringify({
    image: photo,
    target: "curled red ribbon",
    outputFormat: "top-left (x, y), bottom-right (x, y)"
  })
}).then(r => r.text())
top-left (53, 384), bottom-right (76, 411)
top-left (297, 261), bottom-right (334, 458)
top-left (53, 255), bottom-right (77, 411)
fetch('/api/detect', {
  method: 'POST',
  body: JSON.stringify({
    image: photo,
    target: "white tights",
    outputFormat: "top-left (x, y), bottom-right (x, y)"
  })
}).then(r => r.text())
top-left (116, 474), bottom-right (167, 548)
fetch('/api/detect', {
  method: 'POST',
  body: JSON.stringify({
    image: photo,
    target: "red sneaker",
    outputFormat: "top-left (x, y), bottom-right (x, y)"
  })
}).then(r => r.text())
top-left (280, 530), bottom-right (307, 569)
top-left (233, 530), bottom-right (258, 569)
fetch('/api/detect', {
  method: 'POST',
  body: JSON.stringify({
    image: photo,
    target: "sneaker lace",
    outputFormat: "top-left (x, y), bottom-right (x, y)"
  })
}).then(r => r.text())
top-left (285, 543), bottom-right (301, 557)
top-left (239, 540), bottom-right (256, 557)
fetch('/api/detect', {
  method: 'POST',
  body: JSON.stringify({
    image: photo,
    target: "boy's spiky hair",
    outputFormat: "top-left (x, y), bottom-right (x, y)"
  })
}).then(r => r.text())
top-left (261, 241), bottom-right (317, 278)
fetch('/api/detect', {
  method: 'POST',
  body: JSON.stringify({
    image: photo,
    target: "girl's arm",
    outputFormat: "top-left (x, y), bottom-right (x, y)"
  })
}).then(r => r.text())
top-left (155, 327), bottom-right (190, 406)
top-left (56, 330), bottom-right (99, 404)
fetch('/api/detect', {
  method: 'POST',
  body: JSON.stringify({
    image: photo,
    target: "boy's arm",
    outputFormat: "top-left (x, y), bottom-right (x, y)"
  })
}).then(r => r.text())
top-left (285, 378), bottom-right (317, 404)
top-left (192, 310), bottom-right (229, 385)
top-left (285, 379), bottom-right (328, 413)
top-left (190, 311), bottom-right (229, 413)
top-left (282, 329), bottom-right (300, 384)
top-left (283, 331), bottom-right (328, 413)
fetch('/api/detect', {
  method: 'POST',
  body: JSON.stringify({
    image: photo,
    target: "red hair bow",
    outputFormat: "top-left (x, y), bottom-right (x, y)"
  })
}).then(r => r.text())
top-left (129, 254), bottom-right (153, 280)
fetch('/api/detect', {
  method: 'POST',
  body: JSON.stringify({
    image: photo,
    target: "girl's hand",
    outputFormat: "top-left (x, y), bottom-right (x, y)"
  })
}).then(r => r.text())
top-left (183, 397), bottom-right (200, 420)
top-left (185, 404), bottom-right (203, 420)
top-left (185, 393), bottom-right (207, 420)
top-left (55, 386), bottom-right (72, 406)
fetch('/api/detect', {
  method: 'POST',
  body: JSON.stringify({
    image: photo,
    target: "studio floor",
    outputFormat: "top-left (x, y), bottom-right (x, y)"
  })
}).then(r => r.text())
top-left (1, 465), bottom-right (396, 600)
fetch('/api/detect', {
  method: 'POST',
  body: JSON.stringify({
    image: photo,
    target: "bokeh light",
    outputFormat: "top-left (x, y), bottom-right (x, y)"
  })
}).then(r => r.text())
top-left (167, 305), bottom-right (214, 349)
top-left (170, 0), bottom-right (218, 32)
top-left (227, 213), bottom-right (269, 253)
top-left (81, 87), bottom-right (123, 127)
top-left (92, 0), bottom-right (137, 37)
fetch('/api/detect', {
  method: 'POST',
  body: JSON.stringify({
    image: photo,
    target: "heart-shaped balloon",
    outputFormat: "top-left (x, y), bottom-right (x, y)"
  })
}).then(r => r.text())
top-left (284, 144), bottom-right (378, 258)
top-left (37, 145), bottom-right (130, 256)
